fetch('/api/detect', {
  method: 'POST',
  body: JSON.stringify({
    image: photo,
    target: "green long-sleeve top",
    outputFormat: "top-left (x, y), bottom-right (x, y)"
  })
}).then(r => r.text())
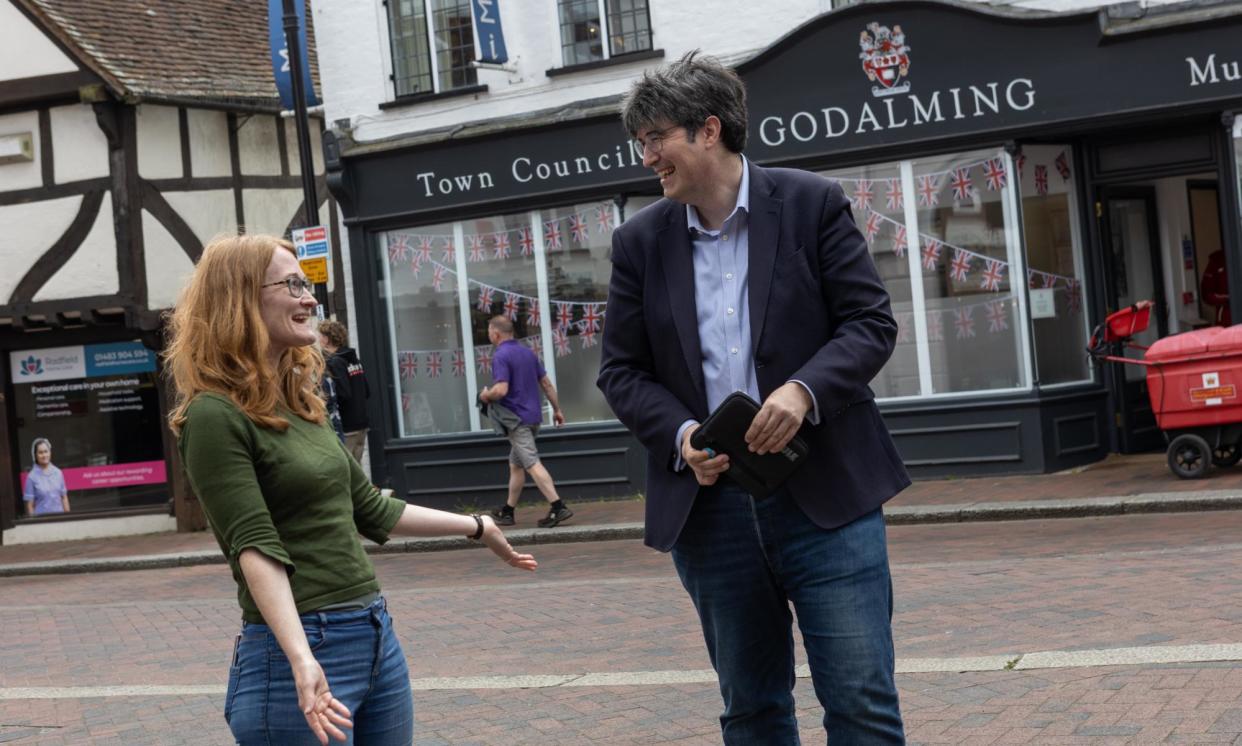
top-left (179, 392), bottom-right (406, 623)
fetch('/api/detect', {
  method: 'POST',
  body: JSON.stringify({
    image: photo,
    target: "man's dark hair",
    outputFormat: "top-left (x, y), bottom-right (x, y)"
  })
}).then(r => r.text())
top-left (621, 50), bottom-right (748, 154)
top-left (488, 315), bottom-right (514, 336)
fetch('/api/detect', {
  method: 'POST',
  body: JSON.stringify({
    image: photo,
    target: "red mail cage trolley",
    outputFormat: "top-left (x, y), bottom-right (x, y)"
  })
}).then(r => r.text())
top-left (1088, 300), bottom-right (1242, 479)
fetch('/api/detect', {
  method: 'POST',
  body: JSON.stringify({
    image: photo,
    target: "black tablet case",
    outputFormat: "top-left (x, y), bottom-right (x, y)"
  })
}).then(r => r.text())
top-left (689, 392), bottom-right (809, 498)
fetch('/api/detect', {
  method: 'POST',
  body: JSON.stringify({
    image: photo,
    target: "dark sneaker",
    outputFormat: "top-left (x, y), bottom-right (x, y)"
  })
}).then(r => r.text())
top-left (537, 506), bottom-right (573, 528)
top-left (489, 506), bottom-right (515, 526)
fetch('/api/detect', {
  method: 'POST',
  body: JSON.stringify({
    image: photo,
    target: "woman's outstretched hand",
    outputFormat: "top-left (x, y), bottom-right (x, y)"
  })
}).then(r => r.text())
top-left (479, 515), bottom-right (538, 571)
top-left (291, 657), bottom-right (353, 744)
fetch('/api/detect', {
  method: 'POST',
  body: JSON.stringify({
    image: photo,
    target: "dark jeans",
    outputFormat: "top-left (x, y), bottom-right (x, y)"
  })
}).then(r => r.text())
top-left (671, 484), bottom-right (904, 745)
top-left (224, 597), bottom-right (413, 745)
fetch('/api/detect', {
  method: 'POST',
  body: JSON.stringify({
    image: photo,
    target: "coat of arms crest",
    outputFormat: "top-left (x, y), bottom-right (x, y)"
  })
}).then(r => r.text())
top-left (859, 22), bottom-right (910, 97)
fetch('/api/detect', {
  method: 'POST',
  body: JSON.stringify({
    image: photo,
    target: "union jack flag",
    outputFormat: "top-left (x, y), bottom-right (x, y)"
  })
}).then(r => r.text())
top-left (895, 312), bottom-right (912, 344)
top-left (441, 237), bottom-right (456, 264)
top-left (467, 234), bottom-right (487, 262)
top-left (983, 159), bottom-right (1007, 191)
top-left (1034, 165), bottom-right (1048, 195)
top-left (1028, 269), bottom-right (1040, 289)
top-left (388, 234), bottom-right (411, 264)
top-left (425, 351), bottom-right (442, 378)
top-left (580, 327), bottom-right (598, 349)
top-left (569, 215), bottom-right (589, 245)
top-left (985, 301), bottom-right (1009, 333)
top-left (1043, 272), bottom-right (1058, 289)
top-left (398, 352), bottom-right (417, 380)
top-left (596, 204), bottom-right (614, 233)
top-left (555, 302), bottom-right (573, 329)
top-left (1015, 153), bottom-right (1027, 178)
top-left (553, 328), bottom-right (571, 357)
top-left (1067, 278), bottom-right (1083, 313)
top-left (581, 303), bottom-right (602, 333)
top-left (451, 349), bottom-right (465, 377)
top-left (921, 238), bottom-right (942, 270)
top-left (851, 179), bottom-right (874, 213)
top-left (476, 286), bottom-right (494, 312)
top-left (518, 228), bottom-right (535, 257)
top-left (893, 225), bottom-right (908, 257)
top-left (432, 264), bottom-right (446, 291)
top-left (949, 249), bottom-right (973, 282)
top-left (927, 311), bottom-right (944, 342)
top-left (864, 211), bottom-right (882, 242)
top-left (954, 307), bottom-right (976, 339)
top-left (503, 293), bottom-right (520, 321)
top-left (886, 179), bottom-right (903, 210)
top-left (917, 175), bottom-right (941, 207)
top-left (950, 168), bottom-right (974, 203)
top-left (544, 220), bottom-right (563, 251)
top-left (401, 393), bottom-right (410, 413)
top-left (409, 254), bottom-right (422, 279)
top-left (1054, 151), bottom-right (1071, 180)
top-left (526, 302), bottom-right (541, 327)
top-left (475, 346), bottom-right (493, 374)
top-left (492, 232), bottom-right (511, 260)
top-left (416, 235), bottom-right (434, 263)
top-left (526, 336), bottom-right (543, 361)
top-left (980, 259), bottom-right (1006, 291)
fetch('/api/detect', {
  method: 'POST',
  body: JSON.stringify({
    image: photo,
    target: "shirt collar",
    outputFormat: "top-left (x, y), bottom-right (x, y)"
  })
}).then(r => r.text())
top-left (686, 155), bottom-right (749, 236)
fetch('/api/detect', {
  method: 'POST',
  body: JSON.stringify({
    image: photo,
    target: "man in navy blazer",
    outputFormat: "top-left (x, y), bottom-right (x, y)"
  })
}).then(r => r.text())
top-left (598, 52), bottom-right (910, 743)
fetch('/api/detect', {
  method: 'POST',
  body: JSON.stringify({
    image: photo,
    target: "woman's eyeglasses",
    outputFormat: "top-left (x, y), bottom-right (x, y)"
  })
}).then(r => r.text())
top-left (261, 276), bottom-right (315, 298)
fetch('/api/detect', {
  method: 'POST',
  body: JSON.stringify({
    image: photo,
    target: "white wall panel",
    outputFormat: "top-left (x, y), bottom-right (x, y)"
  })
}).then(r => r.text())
top-left (0, 195), bottom-right (81, 301)
top-left (242, 188), bottom-right (303, 236)
top-left (33, 193), bottom-right (118, 301)
top-left (285, 118), bottom-right (325, 176)
top-left (186, 109), bottom-right (232, 178)
top-left (0, 1), bottom-right (78, 81)
top-left (142, 210), bottom-right (197, 309)
top-left (50, 104), bottom-right (110, 183)
top-left (163, 189), bottom-right (238, 245)
top-left (0, 110), bottom-right (42, 191)
top-left (136, 105), bottom-right (183, 180)
top-left (237, 116), bottom-right (282, 176)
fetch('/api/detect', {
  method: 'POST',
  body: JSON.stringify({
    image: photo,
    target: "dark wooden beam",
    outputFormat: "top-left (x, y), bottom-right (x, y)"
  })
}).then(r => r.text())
top-left (0, 178), bottom-right (110, 207)
top-left (0, 71), bottom-right (99, 108)
top-left (178, 107), bottom-right (192, 179)
top-left (141, 182), bottom-right (203, 263)
top-left (37, 108), bottom-right (52, 186)
top-left (8, 190), bottom-right (105, 303)
top-left (227, 113), bottom-right (245, 232)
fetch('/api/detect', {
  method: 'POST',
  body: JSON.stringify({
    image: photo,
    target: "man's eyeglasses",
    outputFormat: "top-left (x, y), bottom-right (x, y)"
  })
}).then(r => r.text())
top-left (262, 276), bottom-right (315, 298)
top-left (633, 126), bottom-right (683, 158)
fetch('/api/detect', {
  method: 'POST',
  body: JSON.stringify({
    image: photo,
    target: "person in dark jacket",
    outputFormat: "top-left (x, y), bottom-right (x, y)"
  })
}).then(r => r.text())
top-left (319, 321), bottom-right (371, 461)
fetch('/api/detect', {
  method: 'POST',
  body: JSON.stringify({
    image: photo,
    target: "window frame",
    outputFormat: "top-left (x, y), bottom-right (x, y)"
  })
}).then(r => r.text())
top-left (384, 0), bottom-right (479, 101)
top-left (553, 0), bottom-right (654, 69)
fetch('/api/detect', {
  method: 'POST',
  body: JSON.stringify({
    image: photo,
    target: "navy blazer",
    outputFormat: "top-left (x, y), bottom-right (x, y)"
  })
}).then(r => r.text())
top-left (597, 161), bottom-right (911, 551)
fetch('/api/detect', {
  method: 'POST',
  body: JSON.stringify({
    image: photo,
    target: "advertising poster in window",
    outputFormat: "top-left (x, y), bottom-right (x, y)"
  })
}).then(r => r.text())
top-left (10, 341), bottom-right (166, 517)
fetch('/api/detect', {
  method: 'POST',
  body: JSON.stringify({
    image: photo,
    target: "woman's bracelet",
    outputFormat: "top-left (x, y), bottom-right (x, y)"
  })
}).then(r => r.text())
top-left (468, 514), bottom-right (485, 541)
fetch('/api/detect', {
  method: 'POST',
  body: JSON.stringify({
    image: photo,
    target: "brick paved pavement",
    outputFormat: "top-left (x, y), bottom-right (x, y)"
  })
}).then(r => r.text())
top-left (6, 511), bottom-right (1242, 743)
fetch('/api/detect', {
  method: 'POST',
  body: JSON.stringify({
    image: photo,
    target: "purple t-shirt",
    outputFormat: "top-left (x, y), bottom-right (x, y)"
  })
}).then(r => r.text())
top-left (492, 340), bottom-right (546, 426)
top-left (23, 465), bottom-right (67, 515)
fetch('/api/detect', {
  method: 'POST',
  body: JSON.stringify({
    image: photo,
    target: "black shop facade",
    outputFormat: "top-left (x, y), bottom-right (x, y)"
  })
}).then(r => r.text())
top-left (326, 0), bottom-right (1242, 508)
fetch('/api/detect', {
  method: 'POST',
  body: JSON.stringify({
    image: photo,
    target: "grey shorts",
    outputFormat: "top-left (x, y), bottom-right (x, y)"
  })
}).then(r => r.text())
top-left (508, 424), bottom-right (541, 469)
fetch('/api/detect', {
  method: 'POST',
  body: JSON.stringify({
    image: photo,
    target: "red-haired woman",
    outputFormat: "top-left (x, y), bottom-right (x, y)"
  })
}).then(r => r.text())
top-left (165, 234), bottom-right (536, 745)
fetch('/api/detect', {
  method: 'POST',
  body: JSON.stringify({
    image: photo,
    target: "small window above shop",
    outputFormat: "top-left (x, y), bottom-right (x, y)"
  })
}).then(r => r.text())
top-left (385, 0), bottom-right (481, 102)
top-left (549, 0), bottom-right (656, 75)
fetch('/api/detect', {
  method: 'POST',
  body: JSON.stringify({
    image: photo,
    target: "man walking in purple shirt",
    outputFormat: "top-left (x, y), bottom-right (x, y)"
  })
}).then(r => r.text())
top-left (479, 315), bottom-right (572, 528)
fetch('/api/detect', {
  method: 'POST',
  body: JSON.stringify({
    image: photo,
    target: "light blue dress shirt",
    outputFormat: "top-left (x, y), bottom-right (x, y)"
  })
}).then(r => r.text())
top-left (674, 157), bottom-right (819, 467)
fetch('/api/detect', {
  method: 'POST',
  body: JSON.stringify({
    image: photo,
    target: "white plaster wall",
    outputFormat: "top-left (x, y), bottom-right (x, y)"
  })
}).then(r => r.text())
top-left (186, 109), bottom-right (232, 178)
top-left (137, 105), bottom-right (183, 180)
top-left (0, 110), bottom-right (42, 191)
top-left (237, 115), bottom-right (282, 176)
top-left (163, 190), bottom-right (238, 246)
top-left (0, 1), bottom-right (78, 81)
top-left (0, 195), bottom-right (80, 300)
top-left (242, 188), bottom-right (303, 236)
top-left (33, 193), bottom-right (119, 300)
top-left (285, 118), bottom-right (325, 176)
top-left (50, 104), bottom-right (110, 183)
top-left (142, 210), bottom-right (198, 309)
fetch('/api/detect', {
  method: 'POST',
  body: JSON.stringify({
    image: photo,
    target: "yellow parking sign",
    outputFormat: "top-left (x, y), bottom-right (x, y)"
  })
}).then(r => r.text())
top-left (299, 257), bottom-right (328, 284)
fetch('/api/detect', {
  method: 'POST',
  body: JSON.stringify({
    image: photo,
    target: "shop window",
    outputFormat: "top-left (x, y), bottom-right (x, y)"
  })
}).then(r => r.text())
top-left (823, 147), bottom-right (1032, 399)
top-left (387, 0), bottom-right (477, 98)
top-left (9, 342), bottom-right (167, 517)
top-left (557, 0), bottom-right (653, 67)
top-left (1235, 116), bottom-right (1242, 255)
top-left (379, 199), bottom-right (622, 437)
top-left (1019, 144), bottom-right (1091, 386)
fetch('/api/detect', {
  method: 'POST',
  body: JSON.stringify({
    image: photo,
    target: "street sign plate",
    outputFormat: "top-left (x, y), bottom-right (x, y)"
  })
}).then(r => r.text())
top-left (299, 257), bottom-right (328, 283)
top-left (293, 226), bottom-right (330, 260)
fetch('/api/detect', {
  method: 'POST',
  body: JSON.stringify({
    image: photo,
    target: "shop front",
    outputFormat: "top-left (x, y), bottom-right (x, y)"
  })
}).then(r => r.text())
top-left (327, 0), bottom-right (1242, 507)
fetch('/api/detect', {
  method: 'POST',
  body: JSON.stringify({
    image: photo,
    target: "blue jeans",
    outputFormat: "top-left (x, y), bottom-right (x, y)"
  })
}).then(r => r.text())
top-left (671, 484), bottom-right (904, 745)
top-left (224, 597), bottom-right (413, 745)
